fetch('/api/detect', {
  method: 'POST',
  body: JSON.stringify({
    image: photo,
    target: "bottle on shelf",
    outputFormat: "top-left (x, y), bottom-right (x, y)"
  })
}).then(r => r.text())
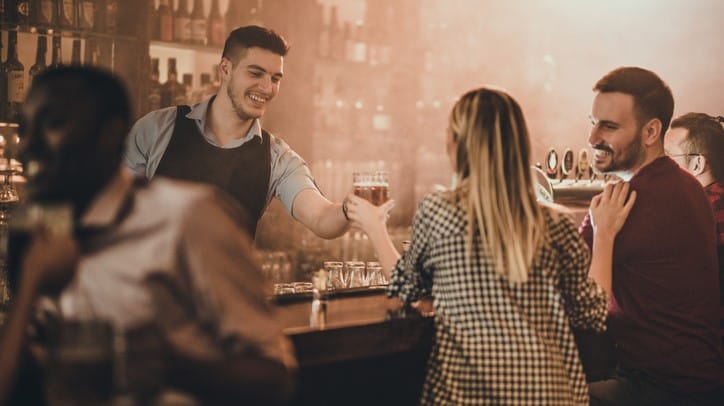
top-left (224, 0), bottom-right (241, 32)
top-left (57, 0), bottom-right (77, 31)
top-left (342, 22), bottom-right (353, 62)
top-left (31, 0), bottom-right (55, 31)
top-left (190, 0), bottom-right (206, 45)
top-left (316, 3), bottom-right (329, 59)
top-left (148, 58), bottom-right (161, 111)
top-left (101, 0), bottom-right (119, 34)
top-left (84, 37), bottom-right (100, 66)
top-left (328, 6), bottom-right (342, 60)
top-left (0, 34), bottom-right (6, 122)
top-left (157, 0), bottom-right (173, 41)
top-left (207, 0), bottom-right (225, 46)
top-left (3, 31), bottom-right (25, 124)
top-left (148, 0), bottom-right (159, 40)
top-left (71, 37), bottom-right (82, 65)
top-left (160, 57), bottom-right (183, 107)
top-left (192, 72), bottom-right (210, 104)
top-left (181, 73), bottom-right (193, 104)
top-left (76, 0), bottom-right (95, 32)
top-left (174, 0), bottom-right (191, 43)
top-left (29, 35), bottom-right (48, 85)
top-left (49, 34), bottom-right (63, 69)
top-left (16, 0), bottom-right (31, 28)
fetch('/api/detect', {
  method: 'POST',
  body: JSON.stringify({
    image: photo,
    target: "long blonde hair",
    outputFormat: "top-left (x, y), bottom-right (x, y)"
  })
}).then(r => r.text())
top-left (449, 87), bottom-right (546, 283)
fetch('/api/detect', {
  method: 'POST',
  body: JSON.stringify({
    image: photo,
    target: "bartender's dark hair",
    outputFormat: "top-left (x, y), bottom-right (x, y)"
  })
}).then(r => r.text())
top-left (670, 112), bottom-right (724, 182)
top-left (594, 67), bottom-right (675, 136)
top-left (222, 25), bottom-right (290, 65)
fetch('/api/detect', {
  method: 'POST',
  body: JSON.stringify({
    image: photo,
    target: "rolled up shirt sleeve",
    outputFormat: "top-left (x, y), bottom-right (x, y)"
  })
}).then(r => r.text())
top-left (268, 135), bottom-right (321, 214)
top-left (123, 107), bottom-right (178, 179)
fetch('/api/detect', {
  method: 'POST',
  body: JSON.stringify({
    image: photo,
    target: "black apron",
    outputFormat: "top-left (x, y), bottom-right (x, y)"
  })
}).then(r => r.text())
top-left (154, 105), bottom-right (271, 238)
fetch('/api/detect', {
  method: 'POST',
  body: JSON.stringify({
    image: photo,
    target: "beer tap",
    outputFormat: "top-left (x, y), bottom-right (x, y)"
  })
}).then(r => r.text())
top-left (545, 148), bottom-right (559, 180)
top-left (560, 148), bottom-right (574, 182)
top-left (576, 149), bottom-right (590, 182)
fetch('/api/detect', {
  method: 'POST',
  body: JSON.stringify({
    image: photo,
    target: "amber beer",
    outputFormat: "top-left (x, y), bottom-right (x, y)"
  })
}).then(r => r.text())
top-left (353, 171), bottom-right (389, 206)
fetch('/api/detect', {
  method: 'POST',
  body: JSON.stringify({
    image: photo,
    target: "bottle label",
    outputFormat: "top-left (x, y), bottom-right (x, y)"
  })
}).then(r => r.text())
top-left (8, 72), bottom-right (25, 103)
top-left (40, 0), bottom-right (54, 23)
top-left (191, 20), bottom-right (207, 43)
top-left (160, 16), bottom-right (173, 41)
top-left (81, 2), bottom-right (95, 28)
top-left (175, 17), bottom-right (191, 41)
top-left (17, 1), bottom-right (30, 17)
top-left (209, 21), bottom-right (225, 46)
top-left (62, 0), bottom-right (74, 23)
top-left (105, 1), bottom-right (118, 32)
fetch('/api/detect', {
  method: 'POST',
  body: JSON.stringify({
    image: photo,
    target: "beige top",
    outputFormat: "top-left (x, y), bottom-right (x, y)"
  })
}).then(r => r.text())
top-left (51, 169), bottom-right (292, 365)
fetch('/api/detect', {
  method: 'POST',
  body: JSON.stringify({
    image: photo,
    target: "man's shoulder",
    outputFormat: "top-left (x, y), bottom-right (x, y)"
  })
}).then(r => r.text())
top-left (131, 106), bottom-right (179, 132)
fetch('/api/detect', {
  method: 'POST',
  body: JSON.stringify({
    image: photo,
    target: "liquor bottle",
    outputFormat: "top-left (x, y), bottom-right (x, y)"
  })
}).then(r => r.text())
top-left (328, 6), bottom-right (342, 60)
top-left (181, 73), bottom-right (193, 104)
top-left (76, 0), bottom-right (94, 31)
top-left (224, 0), bottom-right (241, 32)
top-left (49, 34), bottom-right (63, 69)
top-left (207, 0), bottom-right (225, 46)
top-left (99, 0), bottom-right (118, 34)
top-left (190, 0), bottom-right (206, 45)
top-left (31, 0), bottom-right (55, 30)
top-left (160, 58), bottom-right (182, 107)
top-left (342, 22), bottom-right (353, 62)
top-left (148, 0), bottom-right (159, 40)
top-left (192, 72), bottom-right (210, 103)
top-left (0, 34), bottom-right (6, 122)
top-left (316, 3), bottom-right (329, 58)
top-left (70, 37), bottom-right (81, 65)
top-left (29, 35), bottom-right (47, 84)
top-left (158, 0), bottom-right (173, 41)
top-left (174, 0), bottom-right (191, 43)
top-left (148, 58), bottom-right (161, 111)
top-left (17, 0), bottom-right (31, 27)
top-left (57, 0), bottom-right (76, 31)
top-left (3, 31), bottom-right (25, 124)
top-left (84, 37), bottom-right (99, 66)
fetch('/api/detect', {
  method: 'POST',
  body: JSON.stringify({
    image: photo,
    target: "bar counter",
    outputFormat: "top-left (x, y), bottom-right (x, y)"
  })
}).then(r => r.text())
top-left (274, 290), bottom-right (434, 405)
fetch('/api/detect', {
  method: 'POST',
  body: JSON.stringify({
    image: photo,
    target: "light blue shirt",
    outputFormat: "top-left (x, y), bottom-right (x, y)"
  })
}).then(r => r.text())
top-left (123, 97), bottom-right (320, 214)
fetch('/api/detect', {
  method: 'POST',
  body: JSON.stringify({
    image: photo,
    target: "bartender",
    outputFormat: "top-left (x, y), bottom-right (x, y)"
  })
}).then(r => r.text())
top-left (124, 25), bottom-right (349, 239)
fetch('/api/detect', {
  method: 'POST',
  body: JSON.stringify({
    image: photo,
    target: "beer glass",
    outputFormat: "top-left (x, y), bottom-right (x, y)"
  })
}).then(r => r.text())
top-left (324, 261), bottom-right (345, 290)
top-left (353, 171), bottom-right (389, 206)
top-left (46, 319), bottom-right (115, 406)
top-left (366, 261), bottom-right (386, 286)
top-left (346, 261), bottom-right (367, 288)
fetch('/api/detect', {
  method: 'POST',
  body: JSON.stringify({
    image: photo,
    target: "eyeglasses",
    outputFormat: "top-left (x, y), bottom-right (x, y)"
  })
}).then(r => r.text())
top-left (667, 153), bottom-right (701, 159)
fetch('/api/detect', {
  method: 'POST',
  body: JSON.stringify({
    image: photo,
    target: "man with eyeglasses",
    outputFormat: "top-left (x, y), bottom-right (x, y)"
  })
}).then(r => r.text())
top-left (581, 67), bottom-right (724, 405)
top-left (665, 112), bottom-right (724, 344)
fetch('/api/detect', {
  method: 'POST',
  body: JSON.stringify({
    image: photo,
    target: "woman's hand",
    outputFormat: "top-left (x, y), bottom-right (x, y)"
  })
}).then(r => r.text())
top-left (344, 193), bottom-right (395, 237)
top-left (590, 182), bottom-right (637, 241)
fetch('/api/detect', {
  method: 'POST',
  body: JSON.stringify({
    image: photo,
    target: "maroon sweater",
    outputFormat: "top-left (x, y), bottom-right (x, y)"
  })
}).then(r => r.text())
top-left (580, 156), bottom-right (724, 392)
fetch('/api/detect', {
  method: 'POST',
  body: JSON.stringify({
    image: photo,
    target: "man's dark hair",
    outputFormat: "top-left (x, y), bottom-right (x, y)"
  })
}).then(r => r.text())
top-left (222, 25), bottom-right (289, 65)
top-left (671, 112), bottom-right (724, 182)
top-left (594, 67), bottom-right (675, 136)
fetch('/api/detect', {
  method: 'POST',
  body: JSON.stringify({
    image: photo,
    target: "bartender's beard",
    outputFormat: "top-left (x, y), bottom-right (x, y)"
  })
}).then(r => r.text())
top-left (227, 86), bottom-right (257, 122)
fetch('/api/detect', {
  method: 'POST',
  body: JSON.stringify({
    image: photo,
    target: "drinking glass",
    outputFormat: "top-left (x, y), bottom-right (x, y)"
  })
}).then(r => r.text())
top-left (45, 319), bottom-right (115, 406)
top-left (366, 261), bottom-right (387, 286)
top-left (352, 171), bottom-right (389, 206)
top-left (324, 261), bottom-right (345, 290)
top-left (346, 261), bottom-right (367, 288)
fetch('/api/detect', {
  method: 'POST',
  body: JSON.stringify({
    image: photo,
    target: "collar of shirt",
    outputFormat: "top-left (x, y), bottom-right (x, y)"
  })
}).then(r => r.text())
top-left (186, 96), bottom-right (263, 148)
top-left (79, 168), bottom-right (137, 229)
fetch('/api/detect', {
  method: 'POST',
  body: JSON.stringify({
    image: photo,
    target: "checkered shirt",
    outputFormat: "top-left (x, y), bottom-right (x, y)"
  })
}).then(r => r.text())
top-left (387, 192), bottom-right (607, 405)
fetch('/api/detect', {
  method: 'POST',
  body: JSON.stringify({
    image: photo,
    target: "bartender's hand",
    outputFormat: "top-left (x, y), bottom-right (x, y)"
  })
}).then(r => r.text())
top-left (590, 182), bottom-right (636, 240)
top-left (344, 193), bottom-right (395, 236)
top-left (20, 229), bottom-right (80, 296)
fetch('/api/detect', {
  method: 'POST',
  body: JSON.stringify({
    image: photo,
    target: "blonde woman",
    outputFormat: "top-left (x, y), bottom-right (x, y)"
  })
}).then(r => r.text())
top-left (346, 86), bottom-right (635, 405)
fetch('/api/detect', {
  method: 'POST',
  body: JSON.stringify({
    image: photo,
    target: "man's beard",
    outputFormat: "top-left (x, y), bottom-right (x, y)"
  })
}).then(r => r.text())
top-left (592, 127), bottom-right (645, 174)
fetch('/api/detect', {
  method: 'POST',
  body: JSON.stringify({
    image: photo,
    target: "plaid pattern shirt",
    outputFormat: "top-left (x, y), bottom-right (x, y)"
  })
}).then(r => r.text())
top-left (388, 192), bottom-right (607, 405)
